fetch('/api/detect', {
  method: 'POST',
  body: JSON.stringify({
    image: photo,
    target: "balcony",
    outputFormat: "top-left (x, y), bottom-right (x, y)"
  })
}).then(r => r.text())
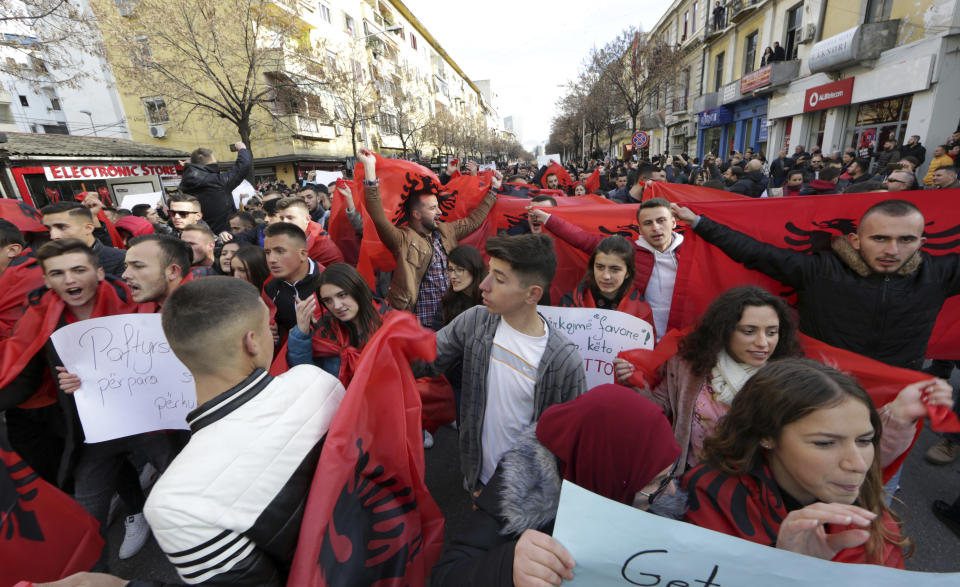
top-left (672, 96), bottom-right (689, 113)
top-left (277, 114), bottom-right (335, 140)
top-left (729, 0), bottom-right (764, 24)
top-left (738, 60), bottom-right (800, 95)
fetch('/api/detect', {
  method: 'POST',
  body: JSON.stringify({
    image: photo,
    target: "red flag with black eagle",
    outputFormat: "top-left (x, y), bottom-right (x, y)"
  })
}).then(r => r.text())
top-left (287, 312), bottom-right (444, 586)
top-left (672, 189), bottom-right (960, 360)
top-left (0, 256), bottom-right (45, 341)
top-left (0, 199), bottom-right (47, 233)
top-left (1, 435), bottom-right (103, 585)
top-left (583, 166), bottom-right (601, 194)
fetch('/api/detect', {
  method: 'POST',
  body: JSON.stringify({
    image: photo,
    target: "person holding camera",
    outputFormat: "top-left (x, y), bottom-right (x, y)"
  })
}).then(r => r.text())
top-left (179, 141), bottom-right (252, 235)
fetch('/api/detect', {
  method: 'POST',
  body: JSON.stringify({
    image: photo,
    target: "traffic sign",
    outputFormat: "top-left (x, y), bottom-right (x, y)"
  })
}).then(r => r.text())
top-left (632, 131), bottom-right (649, 148)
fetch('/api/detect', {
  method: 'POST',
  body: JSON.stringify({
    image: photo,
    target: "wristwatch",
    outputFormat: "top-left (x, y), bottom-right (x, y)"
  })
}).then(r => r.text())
top-left (364, 178), bottom-right (379, 186)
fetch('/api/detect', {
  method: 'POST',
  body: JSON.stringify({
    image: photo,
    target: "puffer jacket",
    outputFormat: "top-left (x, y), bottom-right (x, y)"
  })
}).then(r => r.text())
top-left (693, 215), bottom-right (960, 369)
top-left (364, 183), bottom-right (496, 312)
top-left (179, 149), bottom-right (252, 233)
top-left (431, 425), bottom-right (562, 587)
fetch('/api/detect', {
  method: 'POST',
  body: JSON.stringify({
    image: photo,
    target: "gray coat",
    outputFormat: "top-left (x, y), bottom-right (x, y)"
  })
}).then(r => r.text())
top-left (418, 306), bottom-right (586, 490)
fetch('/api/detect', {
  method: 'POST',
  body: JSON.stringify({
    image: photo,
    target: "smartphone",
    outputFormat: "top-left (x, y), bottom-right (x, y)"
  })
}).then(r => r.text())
top-left (229, 143), bottom-right (239, 152)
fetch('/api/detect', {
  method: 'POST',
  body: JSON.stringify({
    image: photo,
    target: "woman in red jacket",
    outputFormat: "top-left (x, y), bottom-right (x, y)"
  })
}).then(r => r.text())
top-left (683, 359), bottom-right (911, 567)
top-left (560, 235), bottom-right (654, 327)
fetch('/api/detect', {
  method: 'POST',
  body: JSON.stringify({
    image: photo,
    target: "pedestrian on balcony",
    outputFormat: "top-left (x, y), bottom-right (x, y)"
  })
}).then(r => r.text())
top-left (760, 46), bottom-right (774, 67)
top-left (772, 41), bottom-right (786, 61)
top-left (712, 1), bottom-right (725, 29)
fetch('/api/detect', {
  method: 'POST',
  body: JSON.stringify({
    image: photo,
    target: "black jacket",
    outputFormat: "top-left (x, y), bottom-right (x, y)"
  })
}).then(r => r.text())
top-left (179, 149), bottom-right (253, 233)
top-left (727, 170), bottom-right (765, 197)
top-left (694, 216), bottom-right (960, 369)
top-left (91, 239), bottom-right (126, 277)
top-left (901, 143), bottom-right (926, 165)
top-left (769, 157), bottom-right (790, 187)
top-left (432, 426), bottom-right (560, 587)
top-left (263, 259), bottom-right (321, 334)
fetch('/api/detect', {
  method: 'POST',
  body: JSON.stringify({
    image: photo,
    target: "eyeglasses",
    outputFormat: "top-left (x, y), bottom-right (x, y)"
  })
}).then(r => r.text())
top-left (445, 266), bottom-right (466, 276)
top-left (637, 457), bottom-right (682, 505)
top-left (170, 209), bottom-right (199, 217)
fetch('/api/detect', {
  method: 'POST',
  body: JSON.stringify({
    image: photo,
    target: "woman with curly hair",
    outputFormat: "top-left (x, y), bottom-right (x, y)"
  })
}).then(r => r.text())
top-left (684, 359), bottom-right (913, 566)
top-left (637, 286), bottom-right (803, 468)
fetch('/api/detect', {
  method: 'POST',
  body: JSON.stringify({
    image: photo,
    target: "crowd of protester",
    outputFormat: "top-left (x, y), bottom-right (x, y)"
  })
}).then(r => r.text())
top-left (1, 129), bottom-right (959, 587)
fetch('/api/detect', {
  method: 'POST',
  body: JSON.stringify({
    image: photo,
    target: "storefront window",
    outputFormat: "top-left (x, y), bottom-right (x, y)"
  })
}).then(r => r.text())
top-left (742, 119), bottom-right (753, 151)
top-left (844, 95), bottom-right (912, 157)
top-left (808, 111), bottom-right (827, 151)
top-left (704, 127), bottom-right (722, 156)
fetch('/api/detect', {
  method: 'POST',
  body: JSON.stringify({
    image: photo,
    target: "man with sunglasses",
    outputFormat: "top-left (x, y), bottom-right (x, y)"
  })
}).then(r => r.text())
top-left (883, 169), bottom-right (917, 192)
top-left (166, 193), bottom-right (205, 237)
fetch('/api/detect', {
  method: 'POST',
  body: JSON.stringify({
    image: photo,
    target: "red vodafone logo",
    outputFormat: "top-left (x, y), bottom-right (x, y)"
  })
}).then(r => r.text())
top-left (804, 78), bottom-right (855, 113)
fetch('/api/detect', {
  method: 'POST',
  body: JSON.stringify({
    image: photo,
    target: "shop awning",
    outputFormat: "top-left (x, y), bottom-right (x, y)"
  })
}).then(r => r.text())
top-left (0, 132), bottom-right (188, 161)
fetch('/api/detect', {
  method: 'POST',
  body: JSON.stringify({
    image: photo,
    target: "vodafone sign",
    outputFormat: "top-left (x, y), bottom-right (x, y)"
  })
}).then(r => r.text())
top-left (804, 78), bottom-right (855, 113)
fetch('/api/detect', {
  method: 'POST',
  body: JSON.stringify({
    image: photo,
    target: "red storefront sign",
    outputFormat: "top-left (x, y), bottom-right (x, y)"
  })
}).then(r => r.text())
top-left (43, 163), bottom-right (179, 181)
top-left (740, 65), bottom-right (772, 94)
top-left (804, 77), bottom-right (855, 112)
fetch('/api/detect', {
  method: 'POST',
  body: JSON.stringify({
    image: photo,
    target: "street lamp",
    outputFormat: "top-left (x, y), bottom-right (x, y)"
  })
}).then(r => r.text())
top-left (78, 109), bottom-right (97, 137)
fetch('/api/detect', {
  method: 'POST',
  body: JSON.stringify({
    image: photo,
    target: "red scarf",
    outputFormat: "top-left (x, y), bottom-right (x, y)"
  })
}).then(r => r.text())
top-left (536, 384), bottom-right (680, 505)
top-left (0, 257), bottom-right (45, 341)
top-left (540, 162), bottom-right (575, 190)
top-left (683, 461), bottom-right (905, 567)
top-left (563, 282), bottom-right (654, 334)
top-left (0, 278), bottom-right (145, 408)
top-left (310, 300), bottom-right (391, 386)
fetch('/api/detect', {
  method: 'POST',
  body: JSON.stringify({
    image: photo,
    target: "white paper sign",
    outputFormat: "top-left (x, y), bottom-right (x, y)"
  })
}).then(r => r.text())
top-left (537, 306), bottom-right (654, 388)
top-left (50, 314), bottom-right (197, 443)
top-left (119, 192), bottom-right (163, 210)
top-left (538, 153), bottom-right (562, 168)
top-left (554, 480), bottom-right (960, 586)
top-left (478, 163), bottom-right (497, 172)
top-left (311, 170), bottom-right (343, 186)
top-left (232, 179), bottom-right (258, 208)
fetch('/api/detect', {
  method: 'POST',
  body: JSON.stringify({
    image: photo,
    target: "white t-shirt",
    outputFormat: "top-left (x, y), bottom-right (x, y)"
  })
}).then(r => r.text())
top-left (635, 232), bottom-right (683, 342)
top-left (479, 317), bottom-right (549, 484)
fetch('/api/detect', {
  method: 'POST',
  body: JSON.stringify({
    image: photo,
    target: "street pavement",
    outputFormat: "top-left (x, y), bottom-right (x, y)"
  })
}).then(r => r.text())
top-left (108, 402), bottom-right (960, 582)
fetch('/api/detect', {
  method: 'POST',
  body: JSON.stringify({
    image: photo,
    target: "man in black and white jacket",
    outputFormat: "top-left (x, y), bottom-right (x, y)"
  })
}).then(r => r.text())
top-left (137, 276), bottom-right (344, 586)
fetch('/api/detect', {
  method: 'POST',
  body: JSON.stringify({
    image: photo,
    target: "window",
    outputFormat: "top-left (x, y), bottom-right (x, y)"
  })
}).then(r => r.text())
top-left (692, 1), bottom-right (698, 31)
top-left (42, 123), bottom-right (69, 135)
top-left (683, 11), bottom-right (689, 41)
top-left (714, 52), bottom-right (724, 91)
top-left (325, 50), bottom-right (337, 73)
top-left (43, 88), bottom-right (61, 111)
top-left (142, 96), bottom-right (169, 124)
top-left (784, 4), bottom-right (803, 60)
top-left (131, 36), bottom-right (152, 67)
top-left (19, 95), bottom-right (28, 107)
top-left (351, 59), bottom-right (363, 81)
top-left (343, 13), bottom-right (355, 37)
top-left (363, 20), bottom-right (371, 37)
top-left (0, 104), bottom-right (11, 123)
top-left (410, 32), bottom-right (417, 50)
top-left (743, 31), bottom-right (758, 74)
top-left (319, 3), bottom-right (331, 23)
top-left (864, 0), bottom-right (893, 23)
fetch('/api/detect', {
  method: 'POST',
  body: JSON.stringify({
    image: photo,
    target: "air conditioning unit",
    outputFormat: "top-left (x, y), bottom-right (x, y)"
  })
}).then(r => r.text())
top-left (149, 125), bottom-right (166, 138)
top-left (800, 24), bottom-right (817, 44)
top-left (333, 124), bottom-right (343, 136)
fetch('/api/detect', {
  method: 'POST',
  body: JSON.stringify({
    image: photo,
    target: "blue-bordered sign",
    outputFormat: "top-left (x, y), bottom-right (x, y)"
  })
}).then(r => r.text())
top-left (632, 131), bottom-right (649, 148)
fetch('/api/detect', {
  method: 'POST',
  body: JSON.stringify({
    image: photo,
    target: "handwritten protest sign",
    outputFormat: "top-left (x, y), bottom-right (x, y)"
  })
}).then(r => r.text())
top-left (537, 306), bottom-right (654, 388)
top-left (50, 314), bottom-right (197, 443)
top-left (119, 192), bottom-right (163, 210)
top-left (312, 170), bottom-right (344, 186)
top-left (553, 481), bottom-right (960, 586)
top-left (538, 153), bottom-right (562, 168)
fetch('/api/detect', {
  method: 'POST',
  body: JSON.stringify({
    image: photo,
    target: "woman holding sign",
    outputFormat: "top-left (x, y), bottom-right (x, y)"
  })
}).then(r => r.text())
top-left (684, 359), bottom-right (911, 566)
top-left (560, 236), bottom-right (654, 329)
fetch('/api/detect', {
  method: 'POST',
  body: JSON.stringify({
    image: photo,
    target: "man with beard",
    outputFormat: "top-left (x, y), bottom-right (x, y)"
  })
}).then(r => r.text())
top-left (672, 199), bottom-right (960, 370)
top-left (122, 235), bottom-right (191, 307)
top-left (359, 148), bottom-right (499, 330)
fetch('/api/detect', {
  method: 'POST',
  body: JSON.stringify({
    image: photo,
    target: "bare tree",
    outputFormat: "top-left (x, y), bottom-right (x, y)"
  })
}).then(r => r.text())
top-left (1, 0), bottom-right (102, 87)
top-left (96, 0), bottom-right (326, 149)
top-left (593, 27), bottom-right (683, 135)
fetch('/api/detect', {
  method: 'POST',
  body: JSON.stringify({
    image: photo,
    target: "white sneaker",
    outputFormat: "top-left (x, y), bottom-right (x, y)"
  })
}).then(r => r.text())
top-left (423, 430), bottom-right (434, 449)
top-left (139, 462), bottom-right (159, 490)
top-left (118, 513), bottom-right (150, 560)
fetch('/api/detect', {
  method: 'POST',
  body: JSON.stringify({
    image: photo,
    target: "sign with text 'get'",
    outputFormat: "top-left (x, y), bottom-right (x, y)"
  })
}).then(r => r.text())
top-left (553, 481), bottom-right (960, 586)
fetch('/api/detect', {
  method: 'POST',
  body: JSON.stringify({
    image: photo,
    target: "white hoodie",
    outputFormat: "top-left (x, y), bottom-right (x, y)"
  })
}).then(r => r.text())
top-left (634, 231), bottom-right (683, 341)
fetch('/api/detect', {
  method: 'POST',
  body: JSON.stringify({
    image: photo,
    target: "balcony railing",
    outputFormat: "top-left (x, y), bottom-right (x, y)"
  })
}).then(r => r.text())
top-left (729, 0), bottom-right (763, 23)
top-left (672, 96), bottom-right (688, 113)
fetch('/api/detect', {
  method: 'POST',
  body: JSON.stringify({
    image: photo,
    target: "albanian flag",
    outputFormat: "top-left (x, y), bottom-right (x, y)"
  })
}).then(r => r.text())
top-left (497, 182), bottom-right (566, 200)
top-left (540, 162), bottom-right (575, 190)
top-left (287, 312), bottom-right (444, 586)
top-left (0, 200), bottom-right (46, 233)
top-left (645, 180), bottom-right (745, 202)
top-left (0, 256), bottom-right (45, 342)
top-left (584, 167), bottom-right (601, 194)
top-left (1, 433), bottom-right (103, 585)
top-left (675, 189), bottom-right (960, 360)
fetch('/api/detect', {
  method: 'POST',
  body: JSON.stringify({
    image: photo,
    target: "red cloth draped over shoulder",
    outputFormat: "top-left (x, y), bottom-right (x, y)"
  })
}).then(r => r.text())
top-left (561, 282), bottom-right (654, 338)
top-left (0, 278), bottom-right (146, 409)
top-left (540, 162), bottom-right (575, 190)
top-left (584, 167), bottom-right (601, 193)
top-left (0, 257), bottom-right (45, 341)
top-left (683, 462), bottom-right (905, 568)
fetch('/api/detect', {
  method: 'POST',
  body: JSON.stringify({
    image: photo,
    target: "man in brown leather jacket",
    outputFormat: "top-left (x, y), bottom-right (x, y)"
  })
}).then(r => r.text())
top-left (359, 148), bottom-right (500, 329)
